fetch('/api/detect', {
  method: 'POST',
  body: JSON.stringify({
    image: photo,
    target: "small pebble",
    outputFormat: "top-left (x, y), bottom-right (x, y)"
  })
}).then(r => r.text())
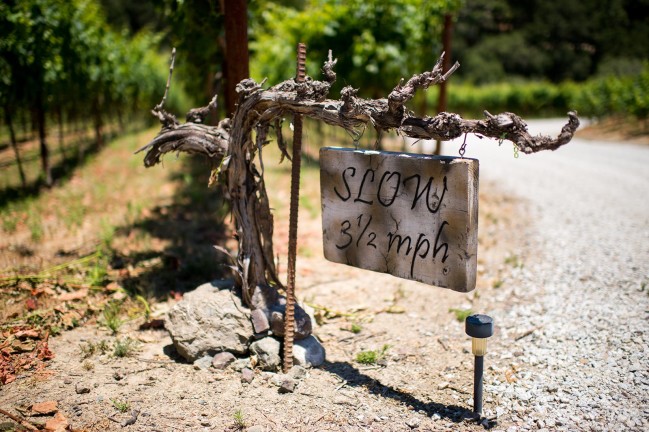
top-left (241, 368), bottom-right (255, 384)
top-left (75, 383), bottom-right (91, 394)
top-left (278, 377), bottom-right (296, 393)
top-left (406, 417), bottom-right (420, 429)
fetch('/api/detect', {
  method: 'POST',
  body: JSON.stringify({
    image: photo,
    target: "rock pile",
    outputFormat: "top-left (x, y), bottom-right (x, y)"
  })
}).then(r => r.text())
top-left (165, 279), bottom-right (325, 374)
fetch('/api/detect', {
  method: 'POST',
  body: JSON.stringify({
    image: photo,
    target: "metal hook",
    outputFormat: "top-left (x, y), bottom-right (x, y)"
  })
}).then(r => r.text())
top-left (459, 133), bottom-right (468, 158)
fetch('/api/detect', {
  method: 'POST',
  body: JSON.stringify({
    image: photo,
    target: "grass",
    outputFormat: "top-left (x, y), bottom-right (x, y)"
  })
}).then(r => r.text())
top-left (350, 323), bottom-right (362, 334)
top-left (1, 213), bottom-right (18, 233)
top-left (299, 193), bottom-right (319, 219)
top-left (79, 341), bottom-right (96, 359)
top-left (355, 344), bottom-right (390, 365)
top-left (79, 339), bottom-right (111, 359)
top-left (233, 409), bottom-right (247, 429)
top-left (63, 193), bottom-right (86, 228)
top-left (111, 399), bottom-right (130, 413)
top-left (135, 295), bottom-right (151, 321)
top-left (87, 257), bottom-right (109, 287)
top-left (113, 337), bottom-right (137, 357)
top-left (99, 218), bottom-right (116, 248)
top-left (504, 253), bottom-right (523, 269)
top-left (492, 279), bottom-right (504, 289)
top-left (27, 213), bottom-right (44, 241)
top-left (0, 123), bottom-right (233, 340)
top-left (102, 301), bottom-right (123, 334)
top-left (449, 308), bottom-right (473, 322)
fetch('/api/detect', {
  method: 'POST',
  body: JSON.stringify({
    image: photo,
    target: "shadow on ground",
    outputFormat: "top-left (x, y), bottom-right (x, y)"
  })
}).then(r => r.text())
top-left (322, 361), bottom-right (495, 428)
top-left (115, 154), bottom-right (230, 299)
top-left (0, 129), bottom-right (122, 210)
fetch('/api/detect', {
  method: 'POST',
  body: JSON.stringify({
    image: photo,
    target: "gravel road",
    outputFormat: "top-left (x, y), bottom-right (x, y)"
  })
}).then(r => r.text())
top-left (438, 119), bottom-right (649, 431)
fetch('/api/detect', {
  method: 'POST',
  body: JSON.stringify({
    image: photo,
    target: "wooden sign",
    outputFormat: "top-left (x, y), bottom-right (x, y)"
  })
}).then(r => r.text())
top-left (320, 148), bottom-right (479, 292)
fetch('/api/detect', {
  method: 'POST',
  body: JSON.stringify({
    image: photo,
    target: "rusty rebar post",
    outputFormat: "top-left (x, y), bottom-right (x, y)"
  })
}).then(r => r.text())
top-left (283, 43), bottom-right (307, 373)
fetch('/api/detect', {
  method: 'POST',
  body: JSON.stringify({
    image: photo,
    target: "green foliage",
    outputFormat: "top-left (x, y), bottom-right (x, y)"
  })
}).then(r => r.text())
top-left (79, 341), bottom-right (97, 359)
top-left (99, 218), bottom-right (116, 249)
top-left (572, 63), bottom-right (649, 120)
top-left (251, 0), bottom-right (461, 96)
top-left (355, 344), bottom-right (390, 365)
top-left (102, 301), bottom-right (123, 334)
top-left (113, 337), bottom-right (137, 357)
top-left (504, 253), bottom-right (523, 269)
top-left (135, 295), bottom-right (151, 320)
top-left (449, 307), bottom-right (473, 322)
top-left (27, 213), bottom-right (44, 241)
top-left (454, 0), bottom-right (649, 84)
top-left (432, 63), bottom-right (649, 121)
top-left (232, 409), bottom-right (246, 429)
top-left (0, 0), bottom-right (188, 186)
top-left (161, 0), bottom-right (224, 108)
top-left (96, 339), bottom-right (110, 354)
top-left (111, 398), bottom-right (130, 412)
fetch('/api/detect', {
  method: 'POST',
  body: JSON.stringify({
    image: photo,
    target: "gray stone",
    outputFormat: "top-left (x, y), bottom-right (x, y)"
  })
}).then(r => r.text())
top-left (211, 352), bottom-right (236, 370)
top-left (193, 355), bottom-right (214, 370)
top-left (249, 337), bottom-right (281, 371)
top-left (231, 358), bottom-right (251, 372)
top-left (250, 309), bottom-right (270, 334)
top-left (293, 336), bottom-right (325, 368)
top-left (406, 417), bottom-right (421, 429)
top-left (289, 365), bottom-right (308, 380)
top-left (278, 376), bottom-right (296, 393)
top-left (241, 368), bottom-right (255, 384)
top-left (250, 284), bottom-right (279, 313)
top-left (165, 280), bottom-right (252, 361)
top-left (270, 303), bottom-right (313, 340)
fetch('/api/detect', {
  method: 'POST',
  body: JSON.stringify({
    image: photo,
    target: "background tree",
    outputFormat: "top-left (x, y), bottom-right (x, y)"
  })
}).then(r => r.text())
top-left (453, 0), bottom-right (649, 83)
top-left (251, 0), bottom-right (462, 98)
top-left (0, 0), bottom-right (179, 189)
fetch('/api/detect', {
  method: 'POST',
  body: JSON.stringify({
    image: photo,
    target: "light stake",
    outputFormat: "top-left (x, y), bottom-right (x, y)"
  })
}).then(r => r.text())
top-left (465, 314), bottom-right (494, 416)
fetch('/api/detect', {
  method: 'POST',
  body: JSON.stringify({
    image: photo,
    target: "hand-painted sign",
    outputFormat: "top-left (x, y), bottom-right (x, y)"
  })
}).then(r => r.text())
top-left (320, 147), bottom-right (478, 292)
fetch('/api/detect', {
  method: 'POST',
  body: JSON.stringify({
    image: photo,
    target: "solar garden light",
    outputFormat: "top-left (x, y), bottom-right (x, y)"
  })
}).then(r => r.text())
top-left (465, 314), bottom-right (494, 416)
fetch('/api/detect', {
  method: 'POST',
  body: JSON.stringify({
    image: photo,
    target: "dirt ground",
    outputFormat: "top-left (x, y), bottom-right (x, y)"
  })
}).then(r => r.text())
top-left (575, 116), bottom-right (649, 145)
top-left (0, 126), bottom-right (532, 431)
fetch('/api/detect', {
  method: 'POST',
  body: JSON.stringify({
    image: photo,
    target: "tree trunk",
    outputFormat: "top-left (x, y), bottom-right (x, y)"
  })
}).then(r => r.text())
top-left (139, 54), bottom-right (580, 308)
top-left (4, 106), bottom-right (27, 188)
top-left (223, 0), bottom-right (249, 116)
top-left (56, 105), bottom-right (67, 159)
top-left (93, 99), bottom-right (103, 148)
top-left (36, 95), bottom-right (52, 187)
top-left (435, 14), bottom-right (454, 155)
top-left (21, 108), bottom-right (29, 139)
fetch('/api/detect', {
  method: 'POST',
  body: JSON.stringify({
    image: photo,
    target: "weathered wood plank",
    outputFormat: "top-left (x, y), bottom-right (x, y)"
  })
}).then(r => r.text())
top-left (320, 147), bottom-right (479, 292)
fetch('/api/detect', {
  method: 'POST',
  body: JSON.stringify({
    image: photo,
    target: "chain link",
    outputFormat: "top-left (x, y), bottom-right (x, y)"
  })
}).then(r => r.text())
top-left (513, 143), bottom-right (519, 159)
top-left (459, 133), bottom-right (468, 158)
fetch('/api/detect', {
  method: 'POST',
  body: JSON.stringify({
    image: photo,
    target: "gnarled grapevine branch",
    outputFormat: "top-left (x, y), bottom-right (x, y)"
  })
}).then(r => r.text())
top-left (139, 52), bottom-right (579, 308)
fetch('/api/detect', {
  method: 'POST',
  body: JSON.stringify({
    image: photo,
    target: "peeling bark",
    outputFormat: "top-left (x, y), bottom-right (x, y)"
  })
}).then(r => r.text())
top-left (138, 53), bottom-right (579, 307)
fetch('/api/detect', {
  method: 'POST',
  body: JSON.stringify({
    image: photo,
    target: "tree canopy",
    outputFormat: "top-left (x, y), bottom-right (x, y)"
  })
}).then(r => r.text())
top-left (0, 0), bottom-right (181, 185)
top-left (454, 0), bottom-right (649, 83)
top-left (251, 0), bottom-right (462, 97)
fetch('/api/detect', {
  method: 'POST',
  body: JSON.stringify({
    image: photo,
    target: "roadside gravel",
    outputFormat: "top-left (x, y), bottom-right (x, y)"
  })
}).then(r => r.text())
top-left (454, 119), bottom-right (649, 431)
